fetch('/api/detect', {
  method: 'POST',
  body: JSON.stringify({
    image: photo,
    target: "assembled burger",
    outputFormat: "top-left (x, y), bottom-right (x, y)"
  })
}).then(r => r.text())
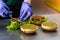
top-left (31, 15), bottom-right (48, 25)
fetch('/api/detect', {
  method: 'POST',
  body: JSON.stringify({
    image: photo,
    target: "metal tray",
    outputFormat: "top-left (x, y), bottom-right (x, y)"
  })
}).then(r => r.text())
top-left (0, 14), bottom-right (60, 40)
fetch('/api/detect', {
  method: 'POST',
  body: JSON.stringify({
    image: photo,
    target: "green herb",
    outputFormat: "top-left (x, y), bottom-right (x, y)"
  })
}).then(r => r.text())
top-left (32, 17), bottom-right (48, 23)
top-left (39, 17), bottom-right (48, 22)
top-left (20, 18), bottom-right (32, 26)
top-left (20, 17), bottom-right (48, 26)
top-left (6, 21), bottom-right (20, 30)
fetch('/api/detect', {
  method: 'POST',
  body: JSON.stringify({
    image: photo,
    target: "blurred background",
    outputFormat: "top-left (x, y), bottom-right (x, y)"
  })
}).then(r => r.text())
top-left (31, 0), bottom-right (60, 15)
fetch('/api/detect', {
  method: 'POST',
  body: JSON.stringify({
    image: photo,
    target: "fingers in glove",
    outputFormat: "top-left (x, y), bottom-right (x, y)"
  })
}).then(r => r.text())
top-left (3, 6), bottom-right (12, 15)
top-left (4, 6), bottom-right (10, 11)
top-left (0, 7), bottom-right (6, 17)
top-left (20, 9), bottom-right (24, 17)
top-left (23, 10), bottom-right (32, 21)
top-left (20, 9), bottom-right (27, 21)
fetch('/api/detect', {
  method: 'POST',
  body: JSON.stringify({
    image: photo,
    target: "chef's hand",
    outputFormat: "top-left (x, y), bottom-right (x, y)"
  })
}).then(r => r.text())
top-left (0, 0), bottom-right (12, 18)
top-left (19, 2), bottom-right (33, 21)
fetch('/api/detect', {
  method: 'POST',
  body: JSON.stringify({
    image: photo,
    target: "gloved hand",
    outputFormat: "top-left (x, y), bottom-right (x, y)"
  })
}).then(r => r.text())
top-left (0, 0), bottom-right (12, 18)
top-left (19, 2), bottom-right (33, 21)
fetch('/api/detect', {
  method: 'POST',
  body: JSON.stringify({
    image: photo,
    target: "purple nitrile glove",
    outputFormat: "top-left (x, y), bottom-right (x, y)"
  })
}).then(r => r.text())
top-left (19, 2), bottom-right (33, 21)
top-left (0, 0), bottom-right (12, 18)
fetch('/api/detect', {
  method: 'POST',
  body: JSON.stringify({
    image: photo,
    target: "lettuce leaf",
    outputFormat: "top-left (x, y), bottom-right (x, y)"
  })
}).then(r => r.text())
top-left (6, 22), bottom-right (20, 30)
top-left (20, 17), bottom-right (48, 26)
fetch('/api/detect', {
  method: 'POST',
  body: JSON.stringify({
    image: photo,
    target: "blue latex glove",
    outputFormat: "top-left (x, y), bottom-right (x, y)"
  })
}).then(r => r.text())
top-left (19, 2), bottom-right (33, 21)
top-left (0, 0), bottom-right (12, 18)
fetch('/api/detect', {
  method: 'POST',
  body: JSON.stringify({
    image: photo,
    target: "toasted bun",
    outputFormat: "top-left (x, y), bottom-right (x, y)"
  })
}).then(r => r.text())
top-left (41, 21), bottom-right (58, 31)
top-left (20, 24), bottom-right (38, 34)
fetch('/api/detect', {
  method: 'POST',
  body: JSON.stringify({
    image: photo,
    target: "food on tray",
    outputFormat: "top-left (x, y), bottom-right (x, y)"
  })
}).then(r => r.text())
top-left (41, 21), bottom-right (58, 31)
top-left (12, 18), bottom-right (19, 22)
top-left (31, 16), bottom-right (48, 25)
top-left (20, 18), bottom-right (32, 26)
top-left (6, 15), bottom-right (48, 31)
top-left (6, 18), bottom-right (20, 30)
top-left (20, 24), bottom-right (38, 33)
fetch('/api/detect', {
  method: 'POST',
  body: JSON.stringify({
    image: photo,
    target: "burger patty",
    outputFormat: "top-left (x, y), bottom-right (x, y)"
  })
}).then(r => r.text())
top-left (32, 16), bottom-right (45, 20)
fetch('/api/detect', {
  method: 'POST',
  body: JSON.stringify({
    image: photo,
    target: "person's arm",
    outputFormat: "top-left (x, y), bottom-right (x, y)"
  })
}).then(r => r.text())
top-left (19, 0), bottom-right (32, 21)
top-left (24, 0), bottom-right (31, 4)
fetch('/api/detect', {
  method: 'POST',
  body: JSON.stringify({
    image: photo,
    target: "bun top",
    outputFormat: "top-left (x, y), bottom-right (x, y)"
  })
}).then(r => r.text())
top-left (32, 16), bottom-right (45, 20)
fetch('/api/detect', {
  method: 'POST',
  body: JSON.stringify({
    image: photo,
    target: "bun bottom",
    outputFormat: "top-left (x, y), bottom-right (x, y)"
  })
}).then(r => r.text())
top-left (20, 26), bottom-right (38, 34)
top-left (41, 24), bottom-right (58, 31)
